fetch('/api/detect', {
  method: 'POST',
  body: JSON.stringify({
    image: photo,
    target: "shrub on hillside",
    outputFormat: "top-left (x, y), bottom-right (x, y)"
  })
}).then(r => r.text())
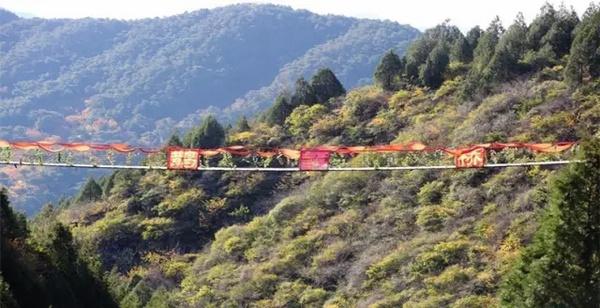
top-left (417, 180), bottom-right (446, 206)
top-left (411, 239), bottom-right (470, 275)
top-left (416, 205), bottom-right (455, 232)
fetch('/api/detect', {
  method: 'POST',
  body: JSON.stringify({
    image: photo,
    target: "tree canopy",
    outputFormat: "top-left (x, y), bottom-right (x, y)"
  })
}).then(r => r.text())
top-left (290, 77), bottom-right (317, 107)
top-left (76, 178), bottom-right (103, 203)
top-left (265, 95), bottom-right (293, 126)
top-left (167, 133), bottom-right (183, 147)
top-left (501, 139), bottom-right (600, 306)
top-left (374, 50), bottom-right (404, 91)
top-left (264, 68), bottom-right (345, 126)
top-left (1, 189), bottom-right (117, 307)
top-left (420, 43), bottom-right (450, 88)
top-left (565, 5), bottom-right (600, 85)
top-left (236, 116), bottom-right (251, 132)
top-left (183, 115), bottom-right (225, 148)
top-left (311, 68), bottom-right (346, 103)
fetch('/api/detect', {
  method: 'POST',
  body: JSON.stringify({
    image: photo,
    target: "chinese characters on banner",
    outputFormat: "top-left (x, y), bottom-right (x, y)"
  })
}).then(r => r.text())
top-left (299, 150), bottom-right (331, 171)
top-left (454, 147), bottom-right (487, 168)
top-left (167, 148), bottom-right (200, 170)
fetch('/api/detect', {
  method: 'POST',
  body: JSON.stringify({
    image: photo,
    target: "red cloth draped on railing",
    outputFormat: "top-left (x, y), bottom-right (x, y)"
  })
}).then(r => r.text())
top-left (0, 139), bottom-right (577, 162)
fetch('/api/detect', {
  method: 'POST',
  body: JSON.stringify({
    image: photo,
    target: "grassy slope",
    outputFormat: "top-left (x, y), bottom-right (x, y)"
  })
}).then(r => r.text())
top-left (55, 68), bottom-right (599, 306)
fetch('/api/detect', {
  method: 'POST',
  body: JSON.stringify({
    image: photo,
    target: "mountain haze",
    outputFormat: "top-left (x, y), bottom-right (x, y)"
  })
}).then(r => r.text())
top-left (0, 4), bottom-right (419, 144)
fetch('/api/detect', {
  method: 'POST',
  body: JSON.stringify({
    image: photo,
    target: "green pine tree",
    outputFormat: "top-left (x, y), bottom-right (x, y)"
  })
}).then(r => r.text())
top-left (461, 17), bottom-right (504, 97)
top-left (0, 188), bottom-right (27, 240)
top-left (526, 3), bottom-right (557, 51)
top-left (419, 43), bottom-right (450, 88)
top-left (472, 16), bottom-right (504, 75)
top-left (102, 172), bottom-right (116, 197)
top-left (450, 36), bottom-right (471, 63)
top-left (47, 223), bottom-right (78, 274)
top-left (290, 77), bottom-right (317, 106)
top-left (1, 189), bottom-right (117, 308)
top-left (236, 116), bottom-right (251, 132)
top-left (310, 68), bottom-right (346, 103)
top-left (167, 132), bottom-right (183, 147)
top-left (486, 13), bottom-right (528, 81)
top-left (465, 26), bottom-right (483, 53)
top-left (374, 50), bottom-right (404, 91)
top-left (500, 139), bottom-right (600, 307)
top-left (76, 178), bottom-right (103, 203)
top-left (540, 4), bottom-right (579, 58)
top-left (565, 4), bottom-right (600, 85)
top-left (183, 115), bottom-right (225, 148)
top-left (265, 95), bottom-right (292, 126)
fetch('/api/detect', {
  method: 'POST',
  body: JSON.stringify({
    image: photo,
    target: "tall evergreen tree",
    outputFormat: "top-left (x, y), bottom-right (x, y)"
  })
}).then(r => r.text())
top-left (500, 139), bottom-right (600, 307)
top-left (236, 116), bottom-right (251, 132)
top-left (290, 77), bottom-right (317, 107)
top-left (526, 3), bottom-right (557, 51)
top-left (486, 13), bottom-right (528, 81)
top-left (310, 68), bottom-right (346, 103)
top-left (265, 95), bottom-right (292, 126)
top-left (540, 4), bottom-right (579, 58)
top-left (465, 26), bottom-right (483, 52)
top-left (565, 4), bottom-right (600, 85)
top-left (47, 223), bottom-right (78, 274)
top-left (462, 16), bottom-right (504, 97)
top-left (404, 39), bottom-right (435, 82)
top-left (471, 16), bottom-right (504, 75)
top-left (76, 178), bottom-right (103, 203)
top-left (374, 50), bottom-right (404, 91)
top-left (450, 36), bottom-right (471, 63)
top-left (184, 115), bottom-right (225, 148)
top-left (425, 21), bottom-right (463, 42)
top-left (420, 43), bottom-right (450, 88)
top-left (102, 172), bottom-right (116, 197)
top-left (0, 189), bottom-right (27, 240)
top-left (404, 22), bottom-right (463, 83)
top-left (167, 132), bottom-right (183, 147)
top-left (1, 189), bottom-right (117, 308)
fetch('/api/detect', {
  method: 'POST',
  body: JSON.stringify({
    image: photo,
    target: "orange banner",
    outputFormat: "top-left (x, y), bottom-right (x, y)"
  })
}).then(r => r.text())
top-left (167, 148), bottom-right (200, 170)
top-left (455, 148), bottom-right (487, 168)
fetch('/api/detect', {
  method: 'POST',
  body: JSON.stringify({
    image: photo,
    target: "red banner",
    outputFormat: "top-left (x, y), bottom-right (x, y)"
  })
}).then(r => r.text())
top-left (455, 147), bottom-right (487, 168)
top-left (299, 150), bottom-right (330, 171)
top-left (167, 148), bottom-right (200, 170)
top-left (0, 139), bottom-right (576, 160)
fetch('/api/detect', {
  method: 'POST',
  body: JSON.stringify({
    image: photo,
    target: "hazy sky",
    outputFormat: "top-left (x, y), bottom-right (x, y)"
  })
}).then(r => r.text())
top-left (0, 0), bottom-right (593, 31)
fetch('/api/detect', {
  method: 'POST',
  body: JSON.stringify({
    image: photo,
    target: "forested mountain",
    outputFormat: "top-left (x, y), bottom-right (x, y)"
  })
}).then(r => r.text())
top-left (0, 9), bottom-right (18, 24)
top-left (2, 2), bottom-right (600, 307)
top-left (0, 5), bottom-right (418, 144)
top-left (0, 4), bottom-right (418, 213)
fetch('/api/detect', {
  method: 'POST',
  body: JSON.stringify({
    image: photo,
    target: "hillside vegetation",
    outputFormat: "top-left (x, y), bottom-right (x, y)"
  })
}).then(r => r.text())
top-left (2, 3), bottom-right (600, 307)
top-left (0, 190), bottom-right (116, 307)
top-left (0, 4), bottom-right (419, 212)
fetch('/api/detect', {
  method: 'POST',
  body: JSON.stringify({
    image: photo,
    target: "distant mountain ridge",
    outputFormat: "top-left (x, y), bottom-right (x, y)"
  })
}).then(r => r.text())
top-left (0, 4), bottom-right (418, 213)
top-left (0, 4), bottom-right (419, 145)
top-left (0, 8), bottom-right (19, 24)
